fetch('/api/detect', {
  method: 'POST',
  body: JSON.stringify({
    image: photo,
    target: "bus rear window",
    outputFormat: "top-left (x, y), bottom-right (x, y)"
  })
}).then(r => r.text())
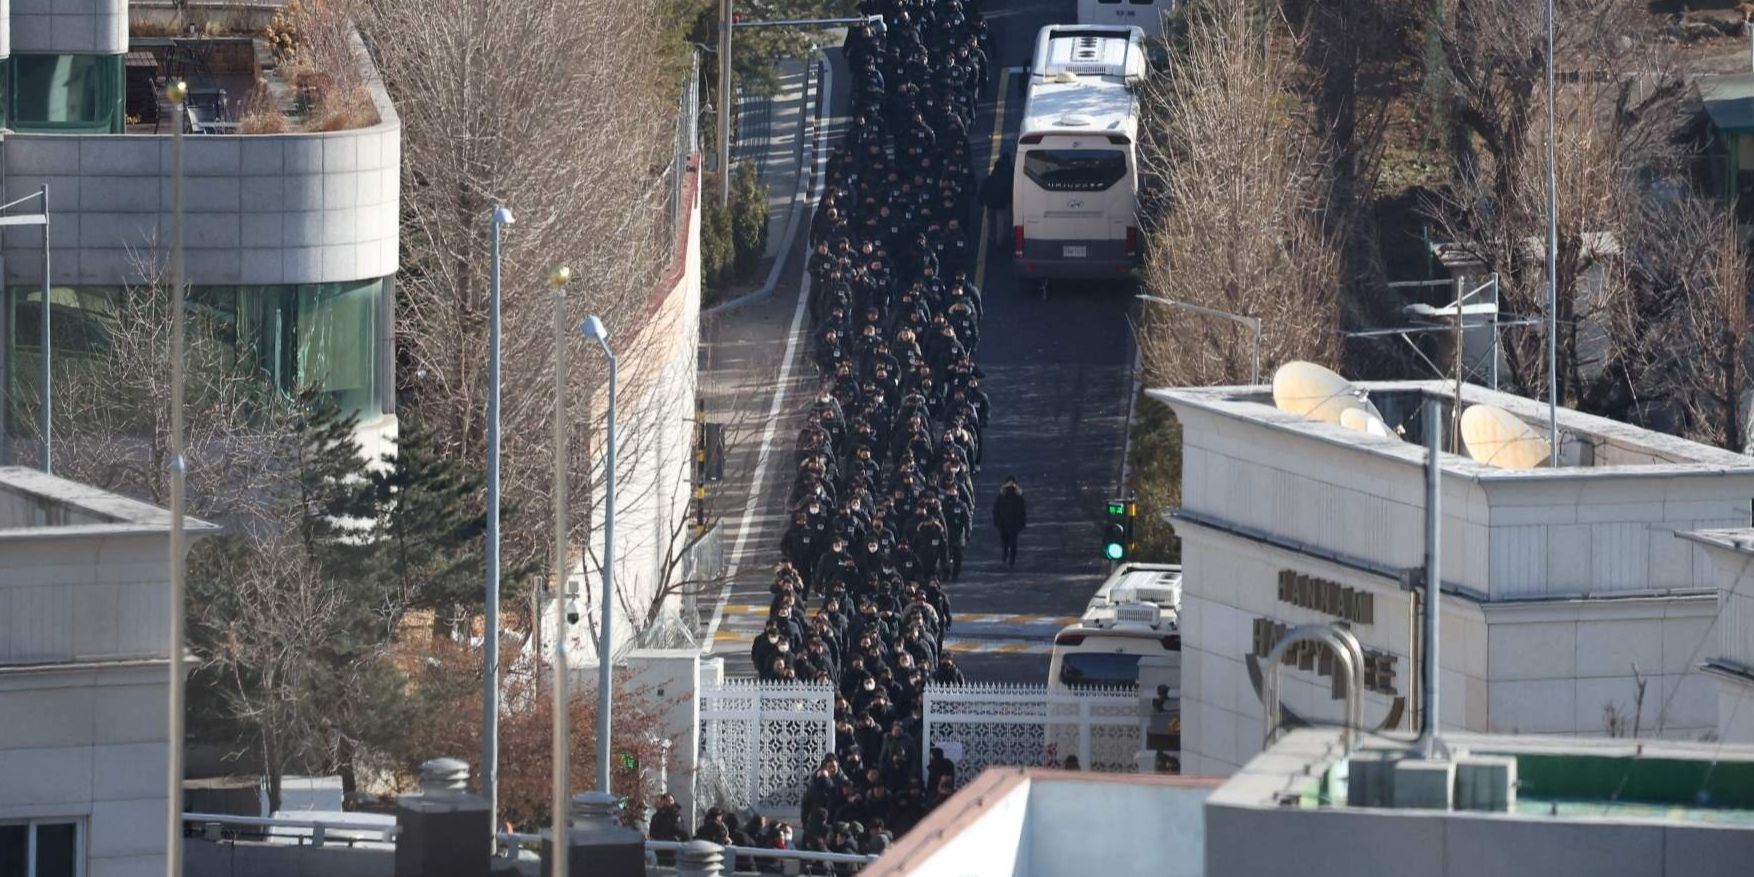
top-left (1059, 653), bottom-right (1142, 689)
top-left (1023, 149), bottom-right (1127, 191)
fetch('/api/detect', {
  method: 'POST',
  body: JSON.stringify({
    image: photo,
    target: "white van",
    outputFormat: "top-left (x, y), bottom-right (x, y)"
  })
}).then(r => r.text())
top-left (1012, 25), bottom-right (1145, 289)
top-left (1078, 0), bottom-right (1174, 39)
top-left (1047, 562), bottom-right (1181, 693)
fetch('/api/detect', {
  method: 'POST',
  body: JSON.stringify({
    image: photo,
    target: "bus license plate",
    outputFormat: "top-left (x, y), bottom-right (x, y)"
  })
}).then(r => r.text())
top-left (1063, 245), bottom-right (1087, 258)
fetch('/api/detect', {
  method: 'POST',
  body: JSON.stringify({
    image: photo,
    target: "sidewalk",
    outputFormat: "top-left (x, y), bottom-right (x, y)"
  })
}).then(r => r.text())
top-left (697, 52), bottom-right (833, 677)
top-left (713, 58), bottom-right (815, 311)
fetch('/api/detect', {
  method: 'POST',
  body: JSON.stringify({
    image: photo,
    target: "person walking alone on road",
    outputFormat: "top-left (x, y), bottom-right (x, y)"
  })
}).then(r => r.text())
top-left (992, 476), bottom-right (1026, 568)
top-left (981, 149), bottom-right (1014, 249)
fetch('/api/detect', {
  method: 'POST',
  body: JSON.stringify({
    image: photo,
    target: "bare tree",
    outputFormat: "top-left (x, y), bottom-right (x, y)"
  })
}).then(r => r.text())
top-left (1432, 0), bottom-right (1690, 411)
top-left (359, 0), bottom-right (683, 610)
top-left (20, 242), bottom-right (286, 523)
top-left (1135, 0), bottom-right (1342, 387)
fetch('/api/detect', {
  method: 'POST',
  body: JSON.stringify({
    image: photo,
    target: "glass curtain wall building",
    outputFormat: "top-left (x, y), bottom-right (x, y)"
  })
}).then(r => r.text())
top-left (5, 280), bottom-right (392, 429)
top-left (5, 53), bottom-right (126, 134)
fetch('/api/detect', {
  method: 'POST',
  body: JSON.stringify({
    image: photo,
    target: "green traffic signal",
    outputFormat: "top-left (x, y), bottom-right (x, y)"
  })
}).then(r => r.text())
top-left (1103, 497), bottom-right (1136, 562)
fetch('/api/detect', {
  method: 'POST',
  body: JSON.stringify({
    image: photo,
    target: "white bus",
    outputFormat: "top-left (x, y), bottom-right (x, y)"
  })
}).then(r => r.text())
top-left (1047, 562), bottom-right (1183, 771)
top-left (1078, 0), bottom-right (1174, 39)
top-left (1012, 25), bottom-right (1146, 290)
top-left (1047, 562), bottom-right (1181, 694)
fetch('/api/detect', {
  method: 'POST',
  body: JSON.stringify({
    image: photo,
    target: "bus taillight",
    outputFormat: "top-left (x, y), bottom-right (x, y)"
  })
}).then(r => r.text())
top-left (1126, 225), bottom-right (1139, 257)
top-left (1014, 225), bottom-right (1025, 258)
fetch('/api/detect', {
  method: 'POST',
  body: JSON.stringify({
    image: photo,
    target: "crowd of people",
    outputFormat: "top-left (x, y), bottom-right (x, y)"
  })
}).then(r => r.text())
top-left (651, 0), bottom-right (999, 867)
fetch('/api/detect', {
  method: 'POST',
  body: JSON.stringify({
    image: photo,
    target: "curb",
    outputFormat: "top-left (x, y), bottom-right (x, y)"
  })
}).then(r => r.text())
top-left (705, 53), bottom-right (827, 316)
top-left (700, 50), bottom-right (834, 651)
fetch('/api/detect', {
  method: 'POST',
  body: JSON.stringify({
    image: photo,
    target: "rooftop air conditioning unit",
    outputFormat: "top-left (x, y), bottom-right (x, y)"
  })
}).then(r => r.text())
top-left (1115, 603), bottom-right (1161, 626)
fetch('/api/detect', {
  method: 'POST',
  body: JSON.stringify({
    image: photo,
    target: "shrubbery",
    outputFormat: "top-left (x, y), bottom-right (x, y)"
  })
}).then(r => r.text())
top-left (703, 163), bottom-right (770, 303)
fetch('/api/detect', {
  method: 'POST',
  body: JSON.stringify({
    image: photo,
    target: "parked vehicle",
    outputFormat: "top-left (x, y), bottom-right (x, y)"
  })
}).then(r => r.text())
top-left (1077, 0), bottom-right (1174, 39)
top-left (1012, 25), bottom-right (1146, 290)
top-left (1047, 561), bottom-right (1181, 693)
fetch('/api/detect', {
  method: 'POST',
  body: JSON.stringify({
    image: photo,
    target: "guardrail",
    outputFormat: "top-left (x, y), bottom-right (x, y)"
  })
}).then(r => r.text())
top-left (496, 831), bottom-right (878, 871)
top-left (182, 812), bottom-right (397, 849)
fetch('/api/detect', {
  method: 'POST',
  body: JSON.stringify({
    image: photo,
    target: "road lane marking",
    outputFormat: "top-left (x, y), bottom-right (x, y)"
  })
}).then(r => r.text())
top-left (973, 66), bottom-right (1013, 295)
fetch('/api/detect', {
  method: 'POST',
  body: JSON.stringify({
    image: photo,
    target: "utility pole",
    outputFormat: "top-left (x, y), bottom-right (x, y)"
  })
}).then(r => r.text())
top-left (718, 0), bottom-right (733, 208)
top-left (1544, 0), bottom-right (1559, 465)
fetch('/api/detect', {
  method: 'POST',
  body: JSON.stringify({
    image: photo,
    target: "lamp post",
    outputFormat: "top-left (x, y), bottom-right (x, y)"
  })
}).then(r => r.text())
top-left (718, 0), bottom-right (732, 207)
top-left (578, 314), bottom-right (617, 795)
top-left (546, 265), bottom-right (573, 877)
top-left (717, 9), bottom-right (885, 206)
top-left (1543, 0), bottom-right (1560, 466)
top-left (1136, 294), bottom-right (1262, 386)
top-left (483, 204), bottom-right (513, 836)
top-left (163, 78), bottom-right (188, 877)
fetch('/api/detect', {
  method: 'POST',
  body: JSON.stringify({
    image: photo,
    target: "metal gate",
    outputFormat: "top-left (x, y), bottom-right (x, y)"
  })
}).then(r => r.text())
top-left (922, 683), bottom-right (1143, 787)
top-left (697, 679), bottom-right (834, 813)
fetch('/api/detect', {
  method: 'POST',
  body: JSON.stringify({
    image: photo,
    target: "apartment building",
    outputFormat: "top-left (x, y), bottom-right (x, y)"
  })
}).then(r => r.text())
top-left (0, 0), bottom-right (400, 460)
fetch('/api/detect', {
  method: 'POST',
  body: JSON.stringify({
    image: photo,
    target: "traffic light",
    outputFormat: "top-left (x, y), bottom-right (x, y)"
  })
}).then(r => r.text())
top-left (1104, 498), bottom-right (1136, 561)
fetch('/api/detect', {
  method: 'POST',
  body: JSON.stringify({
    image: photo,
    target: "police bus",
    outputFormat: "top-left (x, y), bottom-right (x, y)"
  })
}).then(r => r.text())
top-left (1077, 0), bottom-right (1174, 39)
top-left (1047, 562), bottom-right (1183, 771)
top-left (1012, 25), bottom-right (1146, 292)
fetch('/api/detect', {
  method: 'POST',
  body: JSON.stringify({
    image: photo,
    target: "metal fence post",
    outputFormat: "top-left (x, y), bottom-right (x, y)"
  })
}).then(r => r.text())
top-left (920, 690), bottom-right (934, 784)
top-left (1077, 699), bottom-right (1092, 769)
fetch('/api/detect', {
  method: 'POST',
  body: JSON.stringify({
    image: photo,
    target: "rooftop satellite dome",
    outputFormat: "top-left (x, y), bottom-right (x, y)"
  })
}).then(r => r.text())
top-left (1460, 404), bottom-right (1550, 470)
top-left (1339, 406), bottom-right (1395, 439)
top-left (1271, 361), bottom-right (1381, 427)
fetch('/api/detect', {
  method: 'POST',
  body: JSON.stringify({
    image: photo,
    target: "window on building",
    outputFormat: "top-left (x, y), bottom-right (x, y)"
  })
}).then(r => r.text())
top-left (10, 54), bottom-right (124, 134)
top-left (0, 819), bottom-right (81, 877)
top-left (240, 279), bottom-right (387, 422)
top-left (5, 279), bottom-right (390, 440)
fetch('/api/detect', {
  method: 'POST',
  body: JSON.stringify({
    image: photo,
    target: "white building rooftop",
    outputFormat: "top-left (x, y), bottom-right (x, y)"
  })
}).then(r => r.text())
top-left (1149, 381), bottom-right (1754, 479)
top-left (0, 465), bottom-right (217, 537)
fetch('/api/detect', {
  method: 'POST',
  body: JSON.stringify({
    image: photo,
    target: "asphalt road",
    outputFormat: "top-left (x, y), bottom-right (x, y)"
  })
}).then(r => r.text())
top-left (702, 0), bottom-right (1136, 685)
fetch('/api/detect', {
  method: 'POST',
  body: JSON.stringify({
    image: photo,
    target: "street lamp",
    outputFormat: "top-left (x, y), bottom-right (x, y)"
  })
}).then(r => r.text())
top-left (546, 264), bottom-right (573, 877)
top-left (577, 314), bottom-right (617, 796)
top-left (482, 204), bottom-right (513, 836)
top-left (716, 2), bottom-right (885, 206)
top-left (1542, 0), bottom-right (1560, 466)
top-left (1136, 294), bottom-right (1263, 386)
top-left (163, 78), bottom-right (188, 877)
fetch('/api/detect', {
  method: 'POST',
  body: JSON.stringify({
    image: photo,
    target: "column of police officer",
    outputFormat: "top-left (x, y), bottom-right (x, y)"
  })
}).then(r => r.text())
top-left (743, 0), bottom-right (993, 863)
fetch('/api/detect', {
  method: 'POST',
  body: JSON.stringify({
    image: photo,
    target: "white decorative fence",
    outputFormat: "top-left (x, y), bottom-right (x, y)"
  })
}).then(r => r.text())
top-left (696, 680), bottom-right (1146, 812)
top-left (697, 679), bottom-right (834, 813)
top-left (922, 683), bottom-right (1143, 786)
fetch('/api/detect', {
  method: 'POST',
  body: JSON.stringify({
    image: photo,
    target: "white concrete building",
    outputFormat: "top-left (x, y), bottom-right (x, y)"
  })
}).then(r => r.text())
top-left (0, 0), bottom-right (402, 463)
top-left (863, 732), bottom-right (1754, 877)
top-left (1150, 381), bottom-right (1754, 778)
top-left (0, 466), bottom-right (214, 877)
top-left (1677, 529), bottom-right (1754, 745)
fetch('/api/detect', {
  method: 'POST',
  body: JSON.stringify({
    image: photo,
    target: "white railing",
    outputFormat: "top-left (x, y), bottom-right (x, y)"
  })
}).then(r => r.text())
top-left (495, 832), bottom-right (877, 870)
top-left (182, 812), bottom-right (398, 849)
